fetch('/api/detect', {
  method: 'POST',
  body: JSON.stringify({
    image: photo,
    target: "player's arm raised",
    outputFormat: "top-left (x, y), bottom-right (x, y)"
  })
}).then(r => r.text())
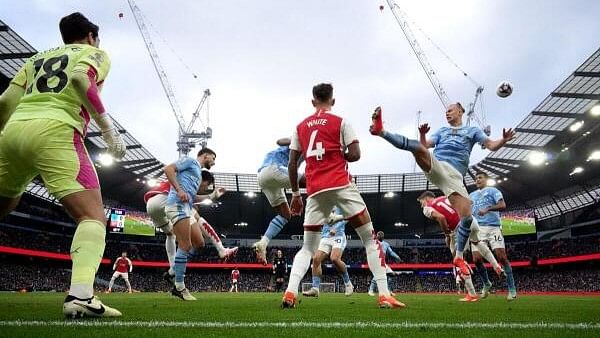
top-left (483, 128), bottom-right (516, 151)
top-left (418, 123), bottom-right (434, 148)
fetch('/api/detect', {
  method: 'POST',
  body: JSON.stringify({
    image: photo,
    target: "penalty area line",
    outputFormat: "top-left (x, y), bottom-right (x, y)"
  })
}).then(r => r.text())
top-left (0, 321), bottom-right (599, 330)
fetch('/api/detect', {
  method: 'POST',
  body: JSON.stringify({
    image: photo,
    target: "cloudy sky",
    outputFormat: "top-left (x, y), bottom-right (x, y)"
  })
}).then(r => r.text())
top-left (3, 0), bottom-right (599, 174)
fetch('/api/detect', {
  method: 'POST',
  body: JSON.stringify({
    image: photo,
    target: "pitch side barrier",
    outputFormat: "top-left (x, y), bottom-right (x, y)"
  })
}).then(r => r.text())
top-left (1, 246), bottom-right (599, 270)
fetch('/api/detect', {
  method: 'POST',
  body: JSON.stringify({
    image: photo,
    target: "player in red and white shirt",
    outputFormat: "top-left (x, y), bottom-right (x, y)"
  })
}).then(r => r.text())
top-left (282, 83), bottom-right (404, 309)
top-left (229, 268), bottom-right (240, 293)
top-left (107, 252), bottom-right (133, 293)
top-left (417, 191), bottom-right (504, 302)
top-left (144, 169), bottom-right (238, 287)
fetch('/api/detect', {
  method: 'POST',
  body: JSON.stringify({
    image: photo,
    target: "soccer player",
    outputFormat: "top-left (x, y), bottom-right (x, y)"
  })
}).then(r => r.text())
top-left (145, 168), bottom-right (237, 280)
top-left (470, 171), bottom-right (517, 300)
top-left (282, 83), bottom-right (404, 309)
top-left (0, 12), bottom-right (124, 318)
top-left (367, 231), bottom-right (402, 296)
top-left (370, 104), bottom-right (515, 276)
top-left (107, 251), bottom-right (133, 293)
top-left (230, 268), bottom-right (240, 292)
top-left (417, 191), bottom-right (504, 302)
top-left (252, 138), bottom-right (302, 264)
top-left (303, 207), bottom-right (354, 297)
top-left (163, 148), bottom-right (218, 301)
top-left (272, 250), bottom-right (288, 292)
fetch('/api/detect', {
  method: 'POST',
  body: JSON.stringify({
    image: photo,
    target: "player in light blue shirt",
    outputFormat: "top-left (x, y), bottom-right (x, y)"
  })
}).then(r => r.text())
top-left (368, 231), bottom-right (402, 296)
top-left (470, 171), bottom-right (516, 300)
top-left (164, 148), bottom-right (216, 301)
top-left (253, 138), bottom-right (304, 264)
top-left (370, 103), bottom-right (515, 277)
top-left (303, 207), bottom-right (354, 297)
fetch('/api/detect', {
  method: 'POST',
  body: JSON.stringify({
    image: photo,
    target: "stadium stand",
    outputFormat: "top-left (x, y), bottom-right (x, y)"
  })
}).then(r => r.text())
top-left (0, 20), bottom-right (599, 295)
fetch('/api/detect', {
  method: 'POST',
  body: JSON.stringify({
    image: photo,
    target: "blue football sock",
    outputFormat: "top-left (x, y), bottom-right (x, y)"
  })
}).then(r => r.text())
top-left (341, 271), bottom-right (351, 285)
top-left (476, 261), bottom-right (491, 286)
top-left (174, 248), bottom-right (190, 284)
top-left (387, 276), bottom-right (393, 292)
top-left (455, 216), bottom-right (473, 254)
top-left (504, 262), bottom-right (516, 292)
top-left (382, 131), bottom-right (420, 152)
top-left (312, 276), bottom-right (321, 289)
top-left (264, 215), bottom-right (288, 240)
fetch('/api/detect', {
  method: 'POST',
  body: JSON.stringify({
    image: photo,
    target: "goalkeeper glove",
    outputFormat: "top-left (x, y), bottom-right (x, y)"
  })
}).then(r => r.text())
top-left (95, 114), bottom-right (126, 159)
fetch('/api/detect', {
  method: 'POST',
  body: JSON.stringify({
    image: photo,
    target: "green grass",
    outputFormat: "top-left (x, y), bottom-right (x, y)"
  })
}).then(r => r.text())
top-left (501, 219), bottom-right (536, 236)
top-left (0, 292), bottom-right (599, 337)
top-left (123, 218), bottom-right (155, 236)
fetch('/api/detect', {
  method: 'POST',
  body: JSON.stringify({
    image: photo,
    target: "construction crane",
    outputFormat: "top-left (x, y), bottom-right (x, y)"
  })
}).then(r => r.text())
top-left (127, 0), bottom-right (212, 157)
top-left (384, 0), bottom-right (489, 135)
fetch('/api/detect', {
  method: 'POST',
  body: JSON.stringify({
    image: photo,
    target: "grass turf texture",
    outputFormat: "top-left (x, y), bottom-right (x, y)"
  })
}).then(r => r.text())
top-left (123, 217), bottom-right (155, 236)
top-left (1, 292), bottom-right (598, 337)
top-left (501, 219), bottom-right (536, 236)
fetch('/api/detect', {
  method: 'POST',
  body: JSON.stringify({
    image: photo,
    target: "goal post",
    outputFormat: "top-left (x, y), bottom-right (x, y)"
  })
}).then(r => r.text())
top-left (302, 282), bottom-right (336, 293)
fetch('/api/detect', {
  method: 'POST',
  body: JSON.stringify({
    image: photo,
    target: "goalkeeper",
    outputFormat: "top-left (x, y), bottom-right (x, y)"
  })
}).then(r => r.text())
top-left (0, 12), bottom-right (125, 318)
top-left (302, 207), bottom-right (354, 297)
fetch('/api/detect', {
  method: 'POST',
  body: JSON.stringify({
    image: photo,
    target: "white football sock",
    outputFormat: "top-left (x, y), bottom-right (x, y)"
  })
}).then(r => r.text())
top-left (474, 241), bottom-right (500, 269)
top-left (355, 222), bottom-right (390, 297)
top-left (464, 275), bottom-right (477, 297)
top-left (285, 231), bottom-right (320, 295)
top-left (199, 218), bottom-right (226, 256)
top-left (165, 234), bottom-right (176, 275)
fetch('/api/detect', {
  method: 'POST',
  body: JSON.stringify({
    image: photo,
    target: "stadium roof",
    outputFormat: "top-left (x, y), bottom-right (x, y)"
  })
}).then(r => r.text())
top-left (2, 20), bottom-right (598, 219)
top-left (0, 19), bottom-right (36, 80)
top-left (0, 21), bottom-right (165, 209)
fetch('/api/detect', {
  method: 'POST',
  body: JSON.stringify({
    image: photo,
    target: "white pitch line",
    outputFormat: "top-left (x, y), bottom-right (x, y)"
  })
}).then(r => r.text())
top-left (0, 321), bottom-right (599, 330)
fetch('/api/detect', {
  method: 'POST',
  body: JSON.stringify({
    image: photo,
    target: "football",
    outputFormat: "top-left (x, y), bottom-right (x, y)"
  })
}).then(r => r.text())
top-left (496, 81), bottom-right (513, 98)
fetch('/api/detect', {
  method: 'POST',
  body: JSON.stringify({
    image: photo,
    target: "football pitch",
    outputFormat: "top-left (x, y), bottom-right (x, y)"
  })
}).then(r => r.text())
top-left (123, 218), bottom-right (155, 236)
top-left (0, 292), bottom-right (598, 337)
top-left (502, 220), bottom-right (536, 236)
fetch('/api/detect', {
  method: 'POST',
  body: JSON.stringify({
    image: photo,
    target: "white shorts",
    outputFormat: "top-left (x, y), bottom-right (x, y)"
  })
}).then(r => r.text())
top-left (317, 236), bottom-right (347, 254)
top-left (304, 184), bottom-right (366, 226)
top-left (258, 165), bottom-right (291, 207)
top-left (471, 226), bottom-right (505, 252)
top-left (165, 202), bottom-right (192, 226)
top-left (112, 271), bottom-right (129, 280)
top-left (424, 156), bottom-right (469, 198)
top-left (232, 279), bottom-right (238, 284)
top-left (146, 194), bottom-right (173, 233)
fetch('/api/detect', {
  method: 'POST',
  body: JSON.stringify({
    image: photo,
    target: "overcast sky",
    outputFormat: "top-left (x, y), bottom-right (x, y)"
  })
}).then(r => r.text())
top-left (3, 0), bottom-right (599, 175)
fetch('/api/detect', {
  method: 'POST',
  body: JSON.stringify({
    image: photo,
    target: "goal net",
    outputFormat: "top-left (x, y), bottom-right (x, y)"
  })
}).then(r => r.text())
top-left (302, 282), bottom-right (336, 293)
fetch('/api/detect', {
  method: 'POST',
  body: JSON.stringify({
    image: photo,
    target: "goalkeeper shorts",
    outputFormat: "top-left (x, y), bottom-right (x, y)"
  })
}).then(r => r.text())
top-left (0, 119), bottom-right (99, 199)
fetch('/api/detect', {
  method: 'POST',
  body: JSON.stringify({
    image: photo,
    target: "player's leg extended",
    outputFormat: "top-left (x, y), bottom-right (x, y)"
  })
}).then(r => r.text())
top-left (255, 200), bottom-right (291, 264)
top-left (448, 193), bottom-right (473, 259)
top-left (368, 277), bottom-right (377, 296)
top-left (31, 122), bottom-right (121, 317)
top-left (284, 230), bottom-right (320, 301)
top-left (146, 194), bottom-right (177, 276)
top-left (469, 220), bottom-right (503, 276)
top-left (471, 250), bottom-right (492, 297)
top-left (370, 107), bottom-right (432, 171)
top-left (124, 274), bottom-right (132, 293)
top-left (330, 247), bottom-right (353, 296)
top-left (197, 216), bottom-right (238, 260)
top-left (108, 272), bottom-right (118, 292)
top-left (303, 249), bottom-right (326, 297)
top-left (495, 248), bottom-right (517, 299)
top-left (167, 205), bottom-right (196, 301)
